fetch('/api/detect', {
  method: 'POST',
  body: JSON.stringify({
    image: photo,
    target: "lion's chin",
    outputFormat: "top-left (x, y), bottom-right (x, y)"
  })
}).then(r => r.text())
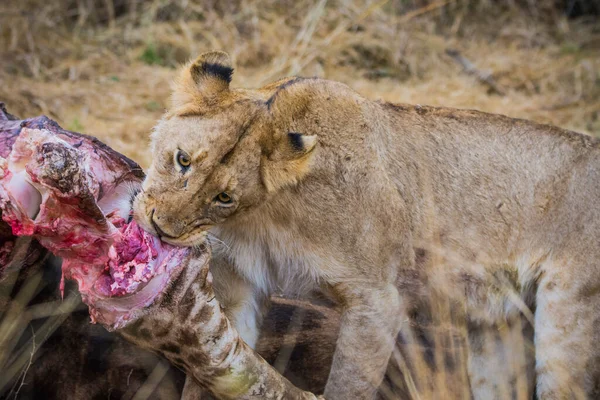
top-left (161, 230), bottom-right (209, 248)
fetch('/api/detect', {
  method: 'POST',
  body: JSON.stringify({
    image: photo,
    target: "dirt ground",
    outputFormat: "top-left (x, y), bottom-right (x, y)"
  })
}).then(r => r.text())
top-left (1, 1), bottom-right (599, 169)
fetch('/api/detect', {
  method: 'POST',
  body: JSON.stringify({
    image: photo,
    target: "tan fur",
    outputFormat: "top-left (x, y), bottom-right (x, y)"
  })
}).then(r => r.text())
top-left (135, 51), bottom-right (600, 399)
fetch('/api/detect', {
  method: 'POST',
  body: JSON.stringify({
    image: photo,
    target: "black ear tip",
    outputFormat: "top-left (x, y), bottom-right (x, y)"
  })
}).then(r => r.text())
top-left (288, 132), bottom-right (304, 152)
top-left (190, 51), bottom-right (234, 84)
top-left (201, 62), bottom-right (234, 83)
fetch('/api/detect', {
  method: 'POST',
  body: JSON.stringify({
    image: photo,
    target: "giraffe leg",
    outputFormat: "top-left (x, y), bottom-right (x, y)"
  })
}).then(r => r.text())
top-left (181, 255), bottom-right (267, 399)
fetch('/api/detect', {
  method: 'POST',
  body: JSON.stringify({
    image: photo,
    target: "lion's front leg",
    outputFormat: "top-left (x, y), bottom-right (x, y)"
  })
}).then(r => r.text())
top-left (325, 282), bottom-right (404, 399)
top-left (209, 254), bottom-right (269, 349)
top-left (534, 256), bottom-right (600, 399)
top-left (467, 316), bottom-right (535, 400)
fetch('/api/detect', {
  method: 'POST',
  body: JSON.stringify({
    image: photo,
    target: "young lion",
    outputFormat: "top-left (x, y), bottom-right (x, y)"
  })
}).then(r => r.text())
top-left (134, 51), bottom-right (600, 399)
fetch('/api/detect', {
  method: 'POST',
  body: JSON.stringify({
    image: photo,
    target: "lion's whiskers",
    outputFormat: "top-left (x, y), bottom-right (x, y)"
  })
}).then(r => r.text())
top-left (207, 232), bottom-right (232, 255)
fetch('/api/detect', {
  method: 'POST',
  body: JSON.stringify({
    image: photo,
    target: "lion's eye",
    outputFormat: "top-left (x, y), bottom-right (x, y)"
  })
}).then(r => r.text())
top-left (176, 150), bottom-right (191, 169)
top-left (216, 192), bottom-right (232, 204)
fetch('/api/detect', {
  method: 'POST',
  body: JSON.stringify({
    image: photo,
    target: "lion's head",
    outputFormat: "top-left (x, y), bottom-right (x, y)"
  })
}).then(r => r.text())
top-left (133, 51), bottom-right (347, 247)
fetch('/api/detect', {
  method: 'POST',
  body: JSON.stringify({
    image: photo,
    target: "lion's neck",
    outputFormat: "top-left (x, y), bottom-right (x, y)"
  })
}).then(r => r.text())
top-left (210, 210), bottom-right (326, 296)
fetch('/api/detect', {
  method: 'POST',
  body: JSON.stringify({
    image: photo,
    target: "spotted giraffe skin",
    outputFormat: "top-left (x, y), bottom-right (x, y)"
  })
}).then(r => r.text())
top-left (111, 247), bottom-right (322, 400)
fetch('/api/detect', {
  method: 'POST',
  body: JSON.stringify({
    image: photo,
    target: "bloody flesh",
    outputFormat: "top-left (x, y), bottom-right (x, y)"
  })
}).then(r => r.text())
top-left (0, 109), bottom-right (189, 327)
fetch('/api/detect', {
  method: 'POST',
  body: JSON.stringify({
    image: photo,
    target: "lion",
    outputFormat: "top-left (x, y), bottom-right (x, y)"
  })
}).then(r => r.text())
top-left (134, 50), bottom-right (600, 399)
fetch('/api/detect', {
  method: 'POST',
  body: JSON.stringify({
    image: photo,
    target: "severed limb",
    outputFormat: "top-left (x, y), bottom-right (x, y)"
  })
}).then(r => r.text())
top-left (115, 247), bottom-right (322, 400)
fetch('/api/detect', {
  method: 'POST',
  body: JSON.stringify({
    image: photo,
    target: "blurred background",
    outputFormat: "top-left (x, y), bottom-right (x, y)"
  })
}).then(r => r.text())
top-left (1, 2), bottom-right (600, 399)
top-left (1, 0), bottom-right (599, 169)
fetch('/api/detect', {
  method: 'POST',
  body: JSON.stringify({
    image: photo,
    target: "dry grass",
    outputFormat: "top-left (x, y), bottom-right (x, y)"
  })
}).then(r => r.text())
top-left (1, 1), bottom-right (600, 398)
top-left (1, 0), bottom-right (599, 169)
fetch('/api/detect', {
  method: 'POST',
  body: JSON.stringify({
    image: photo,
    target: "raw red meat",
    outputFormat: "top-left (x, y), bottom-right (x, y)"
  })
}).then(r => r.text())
top-left (0, 107), bottom-right (189, 328)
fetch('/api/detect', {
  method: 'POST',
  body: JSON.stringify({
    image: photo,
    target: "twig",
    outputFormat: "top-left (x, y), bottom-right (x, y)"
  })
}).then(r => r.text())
top-left (0, 269), bottom-right (44, 370)
top-left (103, 0), bottom-right (115, 29)
top-left (273, 306), bottom-right (306, 373)
top-left (0, 293), bottom-right (80, 394)
top-left (131, 360), bottom-right (170, 400)
top-left (127, 368), bottom-right (134, 387)
top-left (398, 0), bottom-right (452, 23)
top-left (11, 325), bottom-right (35, 400)
top-left (541, 96), bottom-right (582, 111)
top-left (445, 48), bottom-right (506, 96)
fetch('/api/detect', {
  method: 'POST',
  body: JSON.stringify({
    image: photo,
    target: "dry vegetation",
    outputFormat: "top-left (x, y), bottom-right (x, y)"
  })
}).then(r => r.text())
top-left (1, 0), bottom-right (599, 169)
top-left (1, 1), bottom-right (600, 398)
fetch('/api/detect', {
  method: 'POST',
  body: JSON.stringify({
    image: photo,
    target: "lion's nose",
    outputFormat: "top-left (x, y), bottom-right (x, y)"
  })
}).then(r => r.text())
top-left (150, 208), bottom-right (177, 239)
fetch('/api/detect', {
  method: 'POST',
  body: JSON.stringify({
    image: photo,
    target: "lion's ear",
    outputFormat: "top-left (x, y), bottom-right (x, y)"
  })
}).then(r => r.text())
top-left (261, 132), bottom-right (318, 193)
top-left (189, 51), bottom-right (233, 92)
top-left (171, 51), bottom-right (233, 110)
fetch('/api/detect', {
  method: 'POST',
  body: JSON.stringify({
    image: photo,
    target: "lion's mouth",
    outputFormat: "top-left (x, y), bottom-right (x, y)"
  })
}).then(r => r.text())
top-left (0, 122), bottom-right (190, 328)
top-left (160, 228), bottom-right (210, 247)
top-left (144, 209), bottom-right (212, 247)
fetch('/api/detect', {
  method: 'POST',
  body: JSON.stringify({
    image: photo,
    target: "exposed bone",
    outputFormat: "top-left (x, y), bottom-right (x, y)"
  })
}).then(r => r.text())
top-left (5, 172), bottom-right (41, 219)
